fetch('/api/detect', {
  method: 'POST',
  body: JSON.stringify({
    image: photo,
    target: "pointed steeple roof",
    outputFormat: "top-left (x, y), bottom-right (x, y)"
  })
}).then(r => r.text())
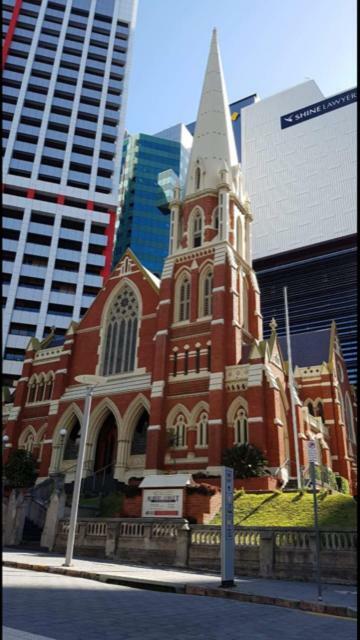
top-left (185, 29), bottom-right (238, 196)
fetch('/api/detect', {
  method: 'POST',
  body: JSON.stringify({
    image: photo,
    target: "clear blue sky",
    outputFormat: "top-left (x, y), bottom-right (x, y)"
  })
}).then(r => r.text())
top-left (125, 0), bottom-right (357, 134)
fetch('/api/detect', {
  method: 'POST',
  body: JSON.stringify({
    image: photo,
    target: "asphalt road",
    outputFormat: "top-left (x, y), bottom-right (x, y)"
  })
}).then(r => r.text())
top-left (2, 567), bottom-right (357, 640)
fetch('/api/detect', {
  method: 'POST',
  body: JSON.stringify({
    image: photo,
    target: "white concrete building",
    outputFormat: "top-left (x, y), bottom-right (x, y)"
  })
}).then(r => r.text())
top-left (2, 0), bottom-right (138, 386)
top-left (240, 80), bottom-right (357, 260)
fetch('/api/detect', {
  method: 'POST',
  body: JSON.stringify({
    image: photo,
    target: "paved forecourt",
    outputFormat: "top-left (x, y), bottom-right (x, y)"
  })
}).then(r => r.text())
top-left (3, 566), bottom-right (357, 640)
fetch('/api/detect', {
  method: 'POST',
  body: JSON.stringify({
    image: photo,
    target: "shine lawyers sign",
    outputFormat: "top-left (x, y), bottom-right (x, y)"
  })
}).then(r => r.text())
top-left (281, 88), bottom-right (357, 129)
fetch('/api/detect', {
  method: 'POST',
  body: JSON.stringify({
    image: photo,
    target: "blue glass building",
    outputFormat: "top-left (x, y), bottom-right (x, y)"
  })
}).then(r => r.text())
top-left (113, 125), bottom-right (192, 276)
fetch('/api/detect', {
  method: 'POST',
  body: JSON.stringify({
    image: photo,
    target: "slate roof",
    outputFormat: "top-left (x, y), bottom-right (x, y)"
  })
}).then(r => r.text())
top-left (278, 328), bottom-right (332, 367)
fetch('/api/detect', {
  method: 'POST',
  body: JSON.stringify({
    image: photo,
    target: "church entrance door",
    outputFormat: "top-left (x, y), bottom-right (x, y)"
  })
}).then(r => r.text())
top-left (94, 414), bottom-right (117, 476)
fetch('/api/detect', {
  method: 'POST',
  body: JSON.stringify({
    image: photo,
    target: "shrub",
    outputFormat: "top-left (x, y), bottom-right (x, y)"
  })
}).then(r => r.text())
top-left (99, 492), bottom-right (124, 517)
top-left (187, 483), bottom-right (217, 496)
top-left (336, 476), bottom-right (350, 494)
top-left (222, 443), bottom-right (268, 479)
top-left (4, 449), bottom-right (37, 488)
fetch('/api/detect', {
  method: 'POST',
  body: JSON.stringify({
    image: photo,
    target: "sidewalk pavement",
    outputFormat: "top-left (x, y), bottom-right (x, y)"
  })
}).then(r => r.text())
top-left (3, 548), bottom-right (357, 619)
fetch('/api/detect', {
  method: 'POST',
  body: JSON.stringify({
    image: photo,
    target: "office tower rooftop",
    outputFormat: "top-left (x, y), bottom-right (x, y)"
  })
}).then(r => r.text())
top-left (2, 0), bottom-right (138, 387)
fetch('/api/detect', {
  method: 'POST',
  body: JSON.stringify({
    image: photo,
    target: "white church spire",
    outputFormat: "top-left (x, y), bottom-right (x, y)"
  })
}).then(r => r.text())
top-left (185, 29), bottom-right (239, 197)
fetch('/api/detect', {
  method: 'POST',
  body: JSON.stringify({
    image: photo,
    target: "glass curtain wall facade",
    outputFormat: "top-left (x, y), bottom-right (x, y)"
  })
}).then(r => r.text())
top-left (255, 236), bottom-right (357, 385)
top-left (113, 132), bottom-right (186, 276)
top-left (2, 0), bottom-right (138, 387)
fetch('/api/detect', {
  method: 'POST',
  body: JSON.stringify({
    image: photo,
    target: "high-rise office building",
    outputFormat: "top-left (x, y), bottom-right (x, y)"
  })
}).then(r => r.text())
top-left (2, 0), bottom-right (138, 387)
top-left (241, 81), bottom-right (357, 384)
top-left (113, 124), bottom-right (192, 275)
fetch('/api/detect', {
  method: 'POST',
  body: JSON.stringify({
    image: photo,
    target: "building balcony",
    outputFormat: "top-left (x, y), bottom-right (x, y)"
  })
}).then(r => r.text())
top-left (28, 221), bottom-right (54, 237)
top-left (15, 286), bottom-right (43, 302)
top-left (6, 334), bottom-right (31, 349)
top-left (3, 239), bottom-right (18, 252)
top-left (84, 273), bottom-right (103, 287)
top-left (59, 227), bottom-right (84, 243)
top-left (45, 314), bottom-right (73, 329)
top-left (49, 291), bottom-right (75, 306)
top-left (87, 252), bottom-right (105, 267)
top-left (89, 233), bottom-right (107, 247)
top-left (20, 264), bottom-right (48, 279)
top-left (3, 217), bottom-right (22, 232)
top-left (52, 269), bottom-right (79, 284)
top-left (24, 242), bottom-right (50, 258)
top-left (11, 309), bottom-right (40, 325)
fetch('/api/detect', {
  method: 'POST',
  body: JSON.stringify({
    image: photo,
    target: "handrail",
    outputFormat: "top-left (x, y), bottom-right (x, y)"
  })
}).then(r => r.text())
top-left (274, 458), bottom-right (290, 476)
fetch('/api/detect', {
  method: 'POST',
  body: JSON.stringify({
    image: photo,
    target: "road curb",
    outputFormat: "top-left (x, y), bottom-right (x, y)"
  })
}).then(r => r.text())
top-left (184, 585), bottom-right (357, 619)
top-left (3, 560), bottom-right (357, 619)
top-left (3, 560), bottom-right (185, 594)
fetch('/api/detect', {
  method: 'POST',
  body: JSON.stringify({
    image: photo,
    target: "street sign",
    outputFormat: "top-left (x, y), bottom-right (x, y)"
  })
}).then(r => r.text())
top-left (307, 440), bottom-right (318, 464)
top-left (221, 466), bottom-right (234, 587)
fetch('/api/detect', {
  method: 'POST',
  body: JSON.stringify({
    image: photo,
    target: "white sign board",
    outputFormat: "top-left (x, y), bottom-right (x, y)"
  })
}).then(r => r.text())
top-left (307, 440), bottom-right (318, 464)
top-left (142, 488), bottom-right (183, 518)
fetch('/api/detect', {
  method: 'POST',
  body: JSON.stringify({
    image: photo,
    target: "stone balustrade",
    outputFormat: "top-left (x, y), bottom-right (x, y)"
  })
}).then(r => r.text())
top-left (53, 519), bottom-right (357, 584)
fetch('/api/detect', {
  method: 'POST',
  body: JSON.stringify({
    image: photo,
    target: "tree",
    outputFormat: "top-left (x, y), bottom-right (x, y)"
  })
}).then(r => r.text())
top-left (4, 449), bottom-right (37, 488)
top-left (222, 443), bottom-right (268, 479)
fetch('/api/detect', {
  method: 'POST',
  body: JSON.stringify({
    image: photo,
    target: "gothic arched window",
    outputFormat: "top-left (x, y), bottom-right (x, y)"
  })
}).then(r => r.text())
top-left (307, 402), bottom-right (315, 417)
top-left (36, 374), bottom-right (46, 402)
top-left (315, 401), bottom-right (324, 421)
top-left (242, 274), bottom-right (248, 331)
top-left (203, 270), bottom-right (213, 317)
top-left (177, 275), bottom-right (191, 322)
top-left (344, 393), bottom-right (356, 442)
top-left (171, 414), bottom-right (186, 448)
top-left (44, 373), bottom-right (54, 401)
top-left (193, 211), bottom-right (202, 248)
top-left (195, 166), bottom-right (201, 190)
top-left (197, 412), bottom-right (208, 446)
top-left (102, 285), bottom-right (139, 376)
top-left (27, 376), bottom-right (37, 404)
top-left (234, 408), bottom-right (248, 444)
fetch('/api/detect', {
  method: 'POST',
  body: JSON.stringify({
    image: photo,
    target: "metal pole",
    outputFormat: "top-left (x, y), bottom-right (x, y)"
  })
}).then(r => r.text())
top-left (64, 386), bottom-right (93, 567)
top-left (283, 287), bottom-right (301, 489)
top-left (310, 460), bottom-right (322, 600)
top-left (220, 466), bottom-right (235, 587)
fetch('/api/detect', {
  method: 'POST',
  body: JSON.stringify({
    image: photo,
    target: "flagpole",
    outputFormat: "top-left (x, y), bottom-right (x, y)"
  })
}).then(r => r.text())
top-left (284, 287), bottom-right (301, 489)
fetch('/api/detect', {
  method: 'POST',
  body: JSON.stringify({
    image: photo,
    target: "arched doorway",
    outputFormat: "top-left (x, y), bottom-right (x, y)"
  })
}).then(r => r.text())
top-left (94, 413), bottom-right (117, 475)
top-left (130, 409), bottom-right (149, 455)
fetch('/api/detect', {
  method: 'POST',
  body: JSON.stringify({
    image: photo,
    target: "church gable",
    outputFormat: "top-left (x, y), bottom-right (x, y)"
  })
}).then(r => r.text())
top-left (67, 251), bottom-right (159, 383)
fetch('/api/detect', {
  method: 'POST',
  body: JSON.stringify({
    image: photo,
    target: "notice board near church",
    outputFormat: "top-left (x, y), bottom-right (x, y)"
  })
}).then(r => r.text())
top-left (139, 474), bottom-right (194, 518)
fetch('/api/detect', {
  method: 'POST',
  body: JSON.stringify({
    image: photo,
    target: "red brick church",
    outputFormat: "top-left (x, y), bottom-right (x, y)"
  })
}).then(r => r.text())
top-left (3, 31), bottom-right (357, 495)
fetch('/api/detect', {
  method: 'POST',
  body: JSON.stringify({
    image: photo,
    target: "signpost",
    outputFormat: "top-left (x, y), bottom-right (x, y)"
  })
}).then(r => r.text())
top-left (307, 440), bottom-right (322, 601)
top-left (221, 466), bottom-right (234, 587)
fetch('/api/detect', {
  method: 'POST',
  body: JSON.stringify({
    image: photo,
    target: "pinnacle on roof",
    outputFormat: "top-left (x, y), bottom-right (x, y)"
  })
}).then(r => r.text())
top-left (185, 29), bottom-right (239, 196)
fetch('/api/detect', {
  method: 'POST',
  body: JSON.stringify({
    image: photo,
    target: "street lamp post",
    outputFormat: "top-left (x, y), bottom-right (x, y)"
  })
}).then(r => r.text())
top-left (54, 428), bottom-right (67, 474)
top-left (2, 435), bottom-right (10, 497)
top-left (63, 374), bottom-right (107, 567)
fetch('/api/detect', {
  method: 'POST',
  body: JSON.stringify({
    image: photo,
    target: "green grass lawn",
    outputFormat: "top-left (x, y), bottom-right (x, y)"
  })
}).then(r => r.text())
top-left (211, 491), bottom-right (357, 528)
